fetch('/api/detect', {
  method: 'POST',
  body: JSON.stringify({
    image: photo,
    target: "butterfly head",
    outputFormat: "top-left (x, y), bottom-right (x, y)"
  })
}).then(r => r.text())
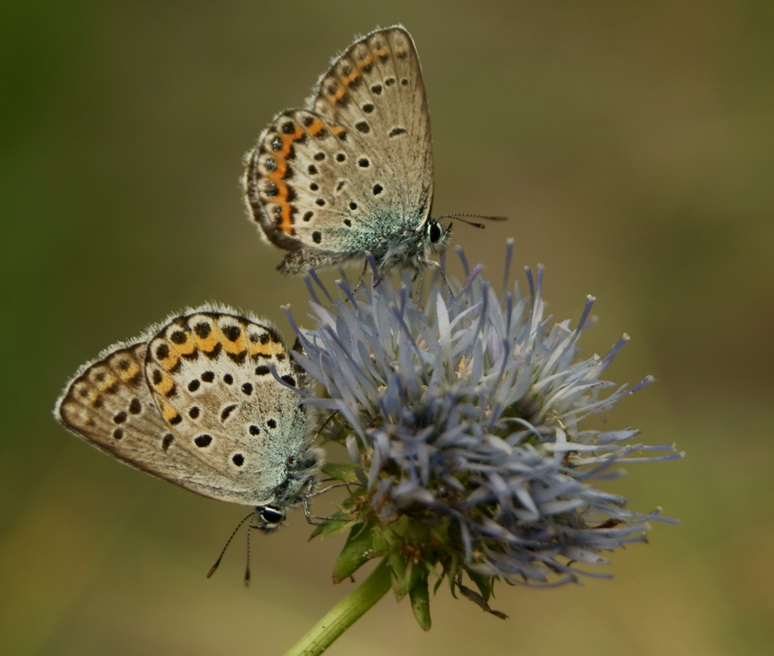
top-left (424, 217), bottom-right (452, 254)
top-left (375, 216), bottom-right (451, 273)
top-left (253, 504), bottom-right (286, 531)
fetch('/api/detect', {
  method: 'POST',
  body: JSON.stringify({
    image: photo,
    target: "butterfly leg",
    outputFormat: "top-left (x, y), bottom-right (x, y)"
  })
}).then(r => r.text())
top-left (422, 258), bottom-right (453, 294)
top-left (352, 260), bottom-right (371, 294)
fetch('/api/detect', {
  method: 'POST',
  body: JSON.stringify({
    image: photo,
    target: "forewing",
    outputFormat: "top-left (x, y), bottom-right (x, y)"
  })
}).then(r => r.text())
top-left (144, 310), bottom-right (309, 506)
top-left (312, 25), bottom-right (433, 215)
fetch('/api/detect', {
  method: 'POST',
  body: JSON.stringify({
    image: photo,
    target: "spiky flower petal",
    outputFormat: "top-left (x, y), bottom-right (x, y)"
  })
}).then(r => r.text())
top-left (289, 242), bottom-right (680, 621)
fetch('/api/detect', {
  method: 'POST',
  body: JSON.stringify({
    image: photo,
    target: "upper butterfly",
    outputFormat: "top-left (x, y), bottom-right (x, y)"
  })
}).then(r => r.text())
top-left (54, 304), bottom-right (322, 529)
top-left (244, 25), bottom-right (448, 275)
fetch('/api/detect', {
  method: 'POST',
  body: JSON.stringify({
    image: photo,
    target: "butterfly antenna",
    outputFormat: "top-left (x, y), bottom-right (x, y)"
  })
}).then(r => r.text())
top-left (206, 509), bottom-right (256, 579)
top-left (436, 212), bottom-right (508, 229)
top-left (244, 520), bottom-right (253, 587)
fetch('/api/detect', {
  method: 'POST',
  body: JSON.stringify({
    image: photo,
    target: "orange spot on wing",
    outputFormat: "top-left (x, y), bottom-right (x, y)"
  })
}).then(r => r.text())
top-left (329, 86), bottom-right (346, 103)
top-left (172, 334), bottom-right (196, 357)
top-left (82, 388), bottom-right (100, 406)
top-left (343, 69), bottom-right (362, 87)
top-left (306, 118), bottom-right (325, 136)
top-left (357, 55), bottom-right (374, 69)
top-left (193, 332), bottom-right (219, 354)
top-left (95, 373), bottom-right (118, 393)
top-left (329, 67), bottom-right (362, 104)
top-left (263, 124), bottom-right (308, 236)
top-left (152, 371), bottom-right (176, 397)
top-left (162, 403), bottom-right (180, 424)
top-left (248, 339), bottom-right (285, 358)
top-left (222, 333), bottom-right (247, 356)
top-left (157, 348), bottom-right (180, 372)
top-left (275, 126), bottom-right (303, 157)
top-left (273, 201), bottom-right (295, 236)
top-left (117, 360), bottom-right (141, 383)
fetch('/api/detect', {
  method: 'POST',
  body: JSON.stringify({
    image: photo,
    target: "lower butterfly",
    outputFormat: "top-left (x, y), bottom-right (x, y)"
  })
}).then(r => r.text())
top-left (54, 304), bottom-right (323, 545)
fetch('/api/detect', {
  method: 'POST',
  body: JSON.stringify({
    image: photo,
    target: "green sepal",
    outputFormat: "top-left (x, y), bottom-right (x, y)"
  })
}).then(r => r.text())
top-left (442, 553), bottom-right (463, 597)
top-left (387, 547), bottom-right (411, 600)
top-left (309, 511), bottom-right (358, 539)
top-left (320, 461), bottom-right (361, 483)
top-left (332, 519), bottom-right (384, 583)
top-left (381, 517), bottom-right (431, 602)
top-left (466, 568), bottom-right (495, 603)
top-left (409, 572), bottom-right (432, 631)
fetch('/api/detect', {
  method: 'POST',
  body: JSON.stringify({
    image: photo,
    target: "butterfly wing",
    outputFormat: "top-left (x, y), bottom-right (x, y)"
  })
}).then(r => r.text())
top-left (144, 309), bottom-right (312, 506)
top-left (56, 338), bottom-right (179, 478)
top-left (245, 26), bottom-right (434, 274)
top-left (56, 307), bottom-right (316, 508)
top-left (312, 26), bottom-right (433, 212)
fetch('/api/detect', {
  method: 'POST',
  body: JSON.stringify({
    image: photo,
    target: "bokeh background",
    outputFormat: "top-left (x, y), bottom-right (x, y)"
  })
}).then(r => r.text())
top-left (2, 1), bottom-right (772, 654)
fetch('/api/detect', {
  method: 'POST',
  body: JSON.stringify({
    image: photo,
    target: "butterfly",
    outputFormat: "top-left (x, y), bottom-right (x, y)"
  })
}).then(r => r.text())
top-left (243, 25), bottom-right (450, 275)
top-left (54, 304), bottom-right (323, 530)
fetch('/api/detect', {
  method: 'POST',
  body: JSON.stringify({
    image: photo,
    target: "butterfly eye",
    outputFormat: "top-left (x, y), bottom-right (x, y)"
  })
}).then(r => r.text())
top-left (427, 220), bottom-right (443, 244)
top-left (259, 506), bottom-right (285, 525)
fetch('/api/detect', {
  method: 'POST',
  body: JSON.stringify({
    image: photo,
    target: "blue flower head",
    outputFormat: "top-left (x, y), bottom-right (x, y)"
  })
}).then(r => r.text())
top-left (287, 242), bottom-right (680, 625)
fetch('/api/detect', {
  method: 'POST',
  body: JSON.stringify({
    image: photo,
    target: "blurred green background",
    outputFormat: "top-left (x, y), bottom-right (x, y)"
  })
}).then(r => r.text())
top-left (2, 1), bottom-right (772, 654)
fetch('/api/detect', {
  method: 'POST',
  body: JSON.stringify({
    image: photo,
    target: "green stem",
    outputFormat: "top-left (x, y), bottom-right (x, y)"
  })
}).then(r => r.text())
top-left (283, 559), bottom-right (391, 656)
